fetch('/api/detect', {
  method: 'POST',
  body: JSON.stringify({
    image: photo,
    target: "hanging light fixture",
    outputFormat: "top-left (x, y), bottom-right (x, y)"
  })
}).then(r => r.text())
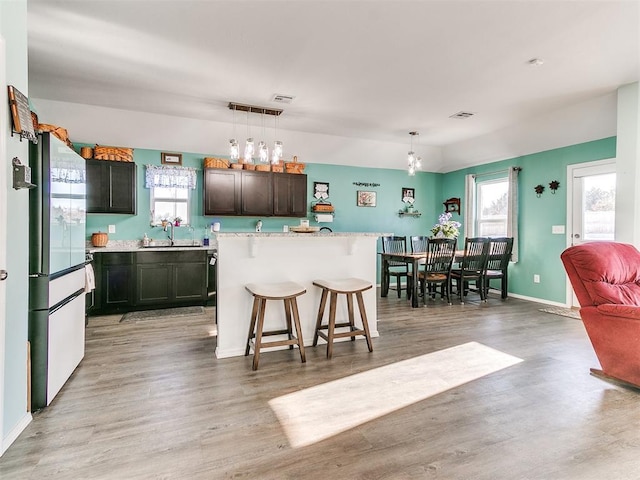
top-left (273, 114), bottom-right (283, 163)
top-left (407, 131), bottom-right (422, 176)
top-left (243, 111), bottom-right (254, 163)
top-left (227, 102), bottom-right (283, 164)
top-left (258, 112), bottom-right (269, 163)
top-left (229, 105), bottom-right (239, 160)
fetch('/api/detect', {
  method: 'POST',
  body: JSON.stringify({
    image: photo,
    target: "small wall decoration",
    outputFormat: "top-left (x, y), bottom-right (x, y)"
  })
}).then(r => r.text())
top-left (443, 197), bottom-right (461, 215)
top-left (161, 152), bottom-right (183, 165)
top-left (357, 191), bottom-right (377, 207)
top-left (534, 184), bottom-right (545, 197)
top-left (402, 187), bottom-right (415, 203)
top-left (352, 182), bottom-right (381, 187)
top-left (314, 181), bottom-right (330, 200)
top-left (549, 180), bottom-right (560, 194)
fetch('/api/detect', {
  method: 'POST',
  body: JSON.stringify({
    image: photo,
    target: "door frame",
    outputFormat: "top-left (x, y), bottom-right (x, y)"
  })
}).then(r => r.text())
top-left (565, 158), bottom-right (616, 306)
top-left (0, 34), bottom-right (7, 454)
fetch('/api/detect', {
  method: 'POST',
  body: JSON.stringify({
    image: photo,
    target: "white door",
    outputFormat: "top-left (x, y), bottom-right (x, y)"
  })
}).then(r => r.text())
top-left (0, 35), bottom-right (8, 452)
top-left (566, 159), bottom-right (616, 307)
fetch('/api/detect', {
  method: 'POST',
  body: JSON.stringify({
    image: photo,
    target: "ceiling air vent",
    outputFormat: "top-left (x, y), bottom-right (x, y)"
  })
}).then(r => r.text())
top-left (272, 94), bottom-right (295, 104)
top-left (449, 111), bottom-right (475, 119)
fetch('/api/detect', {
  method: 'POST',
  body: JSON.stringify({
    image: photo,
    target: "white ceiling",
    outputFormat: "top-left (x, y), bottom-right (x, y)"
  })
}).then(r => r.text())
top-left (27, 0), bottom-right (639, 169)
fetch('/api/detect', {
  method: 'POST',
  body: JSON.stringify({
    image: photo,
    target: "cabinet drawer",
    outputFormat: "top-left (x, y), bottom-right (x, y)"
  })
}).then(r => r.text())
top-left (137, 250), bottom-right (206, 264)
top-left (100, 252), bottom-right (134, 266)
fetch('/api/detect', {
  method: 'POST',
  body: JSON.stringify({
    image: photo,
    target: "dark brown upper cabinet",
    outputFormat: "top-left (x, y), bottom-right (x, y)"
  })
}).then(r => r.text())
top-left (86, 159), bottom-right (137, 214)
top-left (203, 168), bottom-right (307, 217)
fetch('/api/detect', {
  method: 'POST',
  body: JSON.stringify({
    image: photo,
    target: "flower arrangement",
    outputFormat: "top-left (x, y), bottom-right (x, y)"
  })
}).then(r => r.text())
top-left (174, 216), bottom-right (183, 227)
top-left (431, 212), bottom-right (461, 239)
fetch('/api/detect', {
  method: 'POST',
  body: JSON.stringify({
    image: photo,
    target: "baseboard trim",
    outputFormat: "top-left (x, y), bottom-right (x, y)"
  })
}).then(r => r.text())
top-left (1, 412), bottom-right (32, 456)
top-left (506, 292), bottom-right (567, 308)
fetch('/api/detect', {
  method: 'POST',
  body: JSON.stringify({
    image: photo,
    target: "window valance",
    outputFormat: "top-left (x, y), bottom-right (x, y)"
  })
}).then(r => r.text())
top-left (145, 165), bottom-right (197, 189)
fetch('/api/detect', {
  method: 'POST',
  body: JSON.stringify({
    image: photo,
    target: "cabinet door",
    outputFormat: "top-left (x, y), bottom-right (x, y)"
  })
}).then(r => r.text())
top-left (273, 173), bottom-right (307, 217)
top-left (86, 160), bottom-right (105, 212)
top-left (103, 264), bottom-right (134, 308)
top-left (204, 169), bottom-right (241, 215)
top-left (173, 262), bottom-right (207, 301)
top-left (241, 171), bottom-right (273, 216)
top-left (86, 160), bottom-right (136, 214)
top-left (136, 264), bottom-right (171, 304)
top-left (108, 162), bottom-right (137, 214)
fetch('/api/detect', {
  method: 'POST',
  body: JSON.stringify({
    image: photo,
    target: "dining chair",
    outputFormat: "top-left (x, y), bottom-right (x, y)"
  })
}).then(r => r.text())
top-left (410, 235), bottom-right (429, 254)
top-left (417, 238), bottom-right (457, 305)
top-left (483, 237), bottom-right (514, 299)
top-left (381, 236), bottom-right (410, 298)
top-left (450, 237), bottom-right (491, 303)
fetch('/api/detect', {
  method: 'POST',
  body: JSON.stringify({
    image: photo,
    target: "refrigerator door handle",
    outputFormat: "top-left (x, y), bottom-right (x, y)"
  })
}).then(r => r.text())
top-left (49, 287), bottom-right (85, 315)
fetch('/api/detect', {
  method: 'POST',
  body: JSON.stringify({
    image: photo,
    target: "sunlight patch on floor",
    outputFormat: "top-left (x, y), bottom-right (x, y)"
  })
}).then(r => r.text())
top-left (269, 341), bottom-right (523, 448)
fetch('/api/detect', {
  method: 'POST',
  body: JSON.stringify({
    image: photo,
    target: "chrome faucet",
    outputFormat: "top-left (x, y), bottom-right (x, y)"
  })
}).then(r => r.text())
top-left (164, 221), bottom-right (175, 246)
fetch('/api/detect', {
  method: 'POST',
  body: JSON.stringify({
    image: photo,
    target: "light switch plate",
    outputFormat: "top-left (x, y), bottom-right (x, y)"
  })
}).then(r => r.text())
top-left (108, 224), bottom-right (116, 234)
top-left (552, 225), bottom-right (565, 234)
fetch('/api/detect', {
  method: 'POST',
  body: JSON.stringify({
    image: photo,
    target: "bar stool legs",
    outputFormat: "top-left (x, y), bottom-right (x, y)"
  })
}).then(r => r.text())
top-left (312, 278), bottom-right (373, 359)
top-left (245, 282), bottom-right (306, 370)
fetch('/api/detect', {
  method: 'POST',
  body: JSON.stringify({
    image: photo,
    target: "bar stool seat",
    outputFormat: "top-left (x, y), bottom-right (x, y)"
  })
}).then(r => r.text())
top-left (245, 281), bottom-right (306, 370)
top-left (312, 277), bottom-right (373, 359)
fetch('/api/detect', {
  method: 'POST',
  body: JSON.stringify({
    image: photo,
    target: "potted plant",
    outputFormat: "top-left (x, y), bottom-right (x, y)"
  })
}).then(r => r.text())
top-left (431, 212), bottom-right (461, 239)
top-left (161, 218), bottom-right (168, 228)
top-left (174, 216), bottom-right (182, 227)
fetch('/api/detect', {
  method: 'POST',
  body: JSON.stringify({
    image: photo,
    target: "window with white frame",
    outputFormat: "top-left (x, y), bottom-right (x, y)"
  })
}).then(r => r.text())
top-left (151, 186), bottom-right (190, 225)
top-left (475, 178), bottom-right (508, 237)
top-left (145, 164), bottom-right (197, 225)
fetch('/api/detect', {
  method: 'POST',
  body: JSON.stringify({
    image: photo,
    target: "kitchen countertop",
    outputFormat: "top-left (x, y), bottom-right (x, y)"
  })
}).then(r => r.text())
top-left (86, 240), bottom-right (215, 253)
top-left (215, 232), bottom-right (389, 237)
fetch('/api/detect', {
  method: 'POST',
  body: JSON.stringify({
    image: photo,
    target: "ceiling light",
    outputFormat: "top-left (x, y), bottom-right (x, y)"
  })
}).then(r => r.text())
top-left (527, 58), bottom-right (544, 66)
top-left (228, 102), bottom-right (284, 166)
top-left (407, 131), bottom-right (421, 176)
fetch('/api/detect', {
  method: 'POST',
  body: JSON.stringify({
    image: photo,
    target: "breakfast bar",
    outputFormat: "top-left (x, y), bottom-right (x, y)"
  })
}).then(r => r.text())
top-left (214, 232), bottom-right (387, 359)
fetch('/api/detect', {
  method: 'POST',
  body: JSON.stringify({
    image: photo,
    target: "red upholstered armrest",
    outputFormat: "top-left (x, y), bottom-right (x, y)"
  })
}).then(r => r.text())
top-left (596, 304), bottom-right (640, 320)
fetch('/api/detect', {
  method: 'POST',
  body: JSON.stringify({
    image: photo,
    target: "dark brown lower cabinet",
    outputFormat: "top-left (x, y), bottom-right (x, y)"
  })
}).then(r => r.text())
top-left (91, 250), bottom-right (207, 315)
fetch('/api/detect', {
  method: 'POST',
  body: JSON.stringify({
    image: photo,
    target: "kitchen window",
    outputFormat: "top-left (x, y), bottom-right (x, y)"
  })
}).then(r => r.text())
top-left (145, 164), bottom-right (197, 225)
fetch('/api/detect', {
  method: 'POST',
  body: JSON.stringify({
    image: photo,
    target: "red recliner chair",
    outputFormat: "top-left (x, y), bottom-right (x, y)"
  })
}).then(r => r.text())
top-left (561, 241), bottom-right (640, 388)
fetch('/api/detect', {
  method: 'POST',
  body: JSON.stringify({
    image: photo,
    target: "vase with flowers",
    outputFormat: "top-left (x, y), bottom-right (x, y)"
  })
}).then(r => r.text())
top-left (403, 196), bottom-right (416, 213)
top-left (431, 212), bottom-right (461, 239)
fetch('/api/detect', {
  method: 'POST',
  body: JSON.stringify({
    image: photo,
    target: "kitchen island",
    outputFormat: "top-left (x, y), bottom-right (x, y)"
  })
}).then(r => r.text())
top-left (215, 232), bottom-right (388, 359)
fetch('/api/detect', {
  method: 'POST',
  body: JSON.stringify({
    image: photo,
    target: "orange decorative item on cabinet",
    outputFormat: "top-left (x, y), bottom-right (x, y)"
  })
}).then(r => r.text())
top-left (80, 147), bottom-right (93, 159)
top-left (93, 145), bottom-right (134, 162)
top-left (91, 231), bottom-right (108, 247)
top-left (285, 156), bottom-right (305, 174)
top-left (204, 157), bottom-right (230, 169)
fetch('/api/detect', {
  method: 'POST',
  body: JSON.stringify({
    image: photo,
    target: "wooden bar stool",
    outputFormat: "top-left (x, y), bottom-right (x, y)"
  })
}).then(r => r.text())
top-left (244, 281), bottom-right (307, 370)
top-left (312, 278), bottom-right (373, 359)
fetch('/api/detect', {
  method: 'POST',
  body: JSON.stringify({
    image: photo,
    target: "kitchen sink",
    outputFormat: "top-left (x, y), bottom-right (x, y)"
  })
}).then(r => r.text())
top-left (141, 244), bottom-right (204, 249)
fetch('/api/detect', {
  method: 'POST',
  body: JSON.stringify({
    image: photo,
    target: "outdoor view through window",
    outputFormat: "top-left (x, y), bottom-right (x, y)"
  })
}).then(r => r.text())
top-left (583, 173), bottom-right (615, 241)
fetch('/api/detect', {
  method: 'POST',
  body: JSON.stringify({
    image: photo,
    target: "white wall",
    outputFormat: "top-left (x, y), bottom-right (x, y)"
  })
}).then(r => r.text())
top-left (615, 82), bottom-right (640, 245)
top-left (31, 99), bottom-right (443, 171)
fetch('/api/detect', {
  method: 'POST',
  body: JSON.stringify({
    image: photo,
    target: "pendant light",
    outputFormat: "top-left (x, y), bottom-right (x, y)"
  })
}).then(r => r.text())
top-left (258, 112), bottom-right (269, 163)
top-left (407, 131), bottom-right (422, 176)
top-left (243, 111), bottom-right (254, 163)
top-left (272, 114), bottom-right (283, 164)
top-left (229, 105), bottom-right (239, 160)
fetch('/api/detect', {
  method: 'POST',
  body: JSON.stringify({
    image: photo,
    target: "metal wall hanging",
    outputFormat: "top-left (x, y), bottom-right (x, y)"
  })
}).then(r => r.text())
top-left (534, 184), bottom-right (545, 197)
top-left (549, 180), bottom-right (560, 194)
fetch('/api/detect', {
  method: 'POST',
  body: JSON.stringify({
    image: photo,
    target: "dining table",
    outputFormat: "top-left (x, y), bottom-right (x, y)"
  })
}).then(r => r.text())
top-left (380, 250), bottom-right (464, 308)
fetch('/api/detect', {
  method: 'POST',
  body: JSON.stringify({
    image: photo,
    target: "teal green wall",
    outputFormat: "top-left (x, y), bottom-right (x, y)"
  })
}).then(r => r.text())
top-left (82, 145), bottom-right (444, 279)
top-left (2, 0), bottom-right (31, 441)
top-left (441, 137), bottom-right (617, 303)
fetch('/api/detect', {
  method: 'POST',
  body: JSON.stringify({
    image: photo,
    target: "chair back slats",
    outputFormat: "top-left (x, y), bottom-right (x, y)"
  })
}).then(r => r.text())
top-left (486, 237), bottom-right (514, 271)
top-left (410, 236), bottom-right (429, 254)
top-left (461, 237), bottom-right (491, 273)
top-left (382, 236), bottom-right (407, 267)
top-left (424, 238), bottom-right (456, 274)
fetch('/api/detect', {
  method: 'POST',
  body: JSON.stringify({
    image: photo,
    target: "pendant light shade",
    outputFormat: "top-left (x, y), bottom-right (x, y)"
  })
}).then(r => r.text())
top-left (229, 139), bottom-right (239, 160)
top-left (244, 138), bottom-right (254, 163)
top-left (407, 131), bottom-right (420, 176)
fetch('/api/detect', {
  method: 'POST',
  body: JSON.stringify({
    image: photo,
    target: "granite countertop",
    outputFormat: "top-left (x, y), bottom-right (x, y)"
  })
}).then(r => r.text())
top-left (86, 240), bottom-right (215, 253)
top-left (215, 232), bottom-right (390, 238)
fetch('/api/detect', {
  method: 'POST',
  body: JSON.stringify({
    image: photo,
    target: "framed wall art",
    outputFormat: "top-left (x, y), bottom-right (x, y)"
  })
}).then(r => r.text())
top-left (161, 152), bottom-right (183, 165)
top-left (357, 190), bottom-right (377, 207)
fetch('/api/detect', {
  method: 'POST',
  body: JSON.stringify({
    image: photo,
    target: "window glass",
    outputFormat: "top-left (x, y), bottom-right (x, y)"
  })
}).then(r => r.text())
top-left (583, 173), bottom-right (615, 241)
top-left (476, 178), bottom-right (508, 237)
top-left (151, 187), bottom-right (190, 224)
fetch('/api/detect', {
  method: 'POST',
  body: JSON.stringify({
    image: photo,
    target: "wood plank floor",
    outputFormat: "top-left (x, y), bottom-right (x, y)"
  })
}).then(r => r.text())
top-left (2, 291), bottom-right (640, 479)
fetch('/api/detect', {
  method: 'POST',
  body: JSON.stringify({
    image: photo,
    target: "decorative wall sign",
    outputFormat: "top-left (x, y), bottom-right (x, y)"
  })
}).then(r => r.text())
top-left (8, 85), bottom-right (37, 143)
top-left (443, 197), bottom-right (461, 214)
top-left (357, 191), bottom-right (376, 207)
top-left (353, 182), bottom-right (380, 187)
top-left (161, 152), bottom-right (183, 165)
top-left (314, 181), bottom-right (330, 200)
top-left (402, 187), bottom-right (415, 202)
